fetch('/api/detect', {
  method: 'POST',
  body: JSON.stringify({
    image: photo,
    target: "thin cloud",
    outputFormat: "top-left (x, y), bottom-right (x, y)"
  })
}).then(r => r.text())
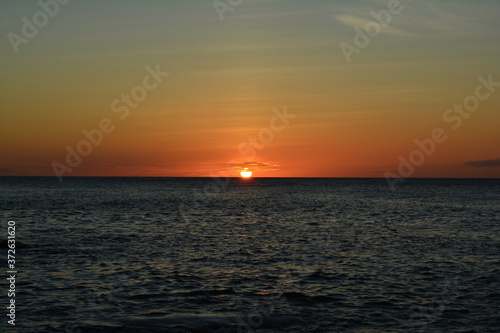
top-left (332, 1), bottom-right (497, 40)
top-left (228, 161), bottom-right (280, 172)
top-left (334, 14), bottom-right (411, 36)
top-left (464, 159), bottom-right (500, 167)
top-left (0, 166), bottom-right (50, 174)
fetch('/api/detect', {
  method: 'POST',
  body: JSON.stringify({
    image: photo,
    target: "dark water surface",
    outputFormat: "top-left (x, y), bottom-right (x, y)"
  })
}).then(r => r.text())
top-left (1, 177), bottom-right (499, 332)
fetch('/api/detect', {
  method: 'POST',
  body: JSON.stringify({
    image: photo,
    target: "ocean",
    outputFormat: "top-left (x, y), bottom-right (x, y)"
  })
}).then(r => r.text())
top-left (1, 177), bottom-right (499, 332)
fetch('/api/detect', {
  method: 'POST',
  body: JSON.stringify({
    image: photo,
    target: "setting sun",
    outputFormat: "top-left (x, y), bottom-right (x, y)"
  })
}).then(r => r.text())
top-left (240, 168), bottom-right (253, 179)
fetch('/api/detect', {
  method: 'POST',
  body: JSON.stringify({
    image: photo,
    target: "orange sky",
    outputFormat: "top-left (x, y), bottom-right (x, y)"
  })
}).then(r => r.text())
top-left (1, 0), bottom-right (499, 178)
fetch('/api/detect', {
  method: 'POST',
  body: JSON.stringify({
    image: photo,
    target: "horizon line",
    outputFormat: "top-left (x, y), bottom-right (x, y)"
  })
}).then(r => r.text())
top-left (1, 176), bottom-right (499, 180)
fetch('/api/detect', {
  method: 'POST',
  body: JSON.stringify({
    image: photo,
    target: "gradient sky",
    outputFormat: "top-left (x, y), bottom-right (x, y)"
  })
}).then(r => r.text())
top-left (1, 0), bottom-right (499, 178)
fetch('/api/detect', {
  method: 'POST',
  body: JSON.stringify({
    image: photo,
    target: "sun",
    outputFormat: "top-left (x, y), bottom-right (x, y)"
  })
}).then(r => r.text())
top-left (239, 168), bottom-right (253, 179)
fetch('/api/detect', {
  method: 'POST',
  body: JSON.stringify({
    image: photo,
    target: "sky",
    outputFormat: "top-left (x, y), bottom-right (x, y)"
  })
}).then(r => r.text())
top-left (1, 0), bottom-right (499, 178)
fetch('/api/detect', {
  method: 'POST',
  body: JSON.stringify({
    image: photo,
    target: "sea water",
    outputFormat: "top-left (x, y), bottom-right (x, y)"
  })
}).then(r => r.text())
top-left (0, 177), bottom-right (499, 332)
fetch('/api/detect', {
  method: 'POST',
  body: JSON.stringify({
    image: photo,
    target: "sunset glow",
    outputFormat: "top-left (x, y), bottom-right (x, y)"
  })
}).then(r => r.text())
top-left (1, 1), bottom-right (499, 178)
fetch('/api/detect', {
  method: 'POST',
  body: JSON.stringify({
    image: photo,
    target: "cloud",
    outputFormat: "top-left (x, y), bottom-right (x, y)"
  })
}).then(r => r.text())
top-left (332, 0), bottom-right (498, 40)
top-left (464, 159), bottom-right (500, 167)
top-left (0, 166), bottom-right (50, 174)
top-left (334, 14), bottom-right (412, 36)
top-left (227, 161), bottom-right (280, 172)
